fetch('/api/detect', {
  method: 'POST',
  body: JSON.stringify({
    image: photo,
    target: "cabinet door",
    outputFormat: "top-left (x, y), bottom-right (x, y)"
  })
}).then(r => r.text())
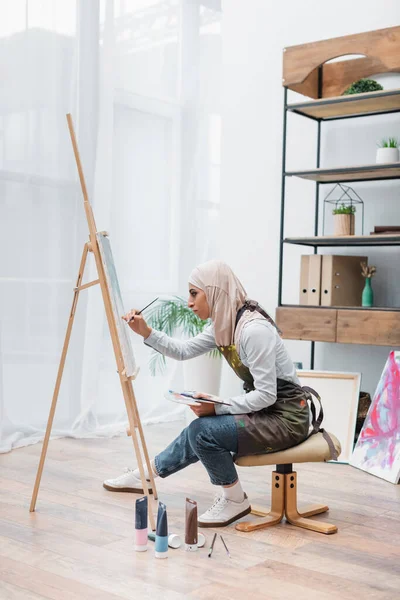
top-left (337, 310), bottom-right (400, 346)
top-left (275, 307), bottom-right (337, 342)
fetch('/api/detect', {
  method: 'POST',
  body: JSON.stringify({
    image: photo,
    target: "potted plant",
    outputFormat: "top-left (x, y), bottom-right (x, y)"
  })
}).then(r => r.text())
top-left (342, 78), bottom-right (383, 95)
top-left (376, 137), bottom-right (399, 164)
top-left (333, 203), bottom-right (356, 236)
top-left (146, 297), bottom-right (222, 415)
top-left (360, 262), bottom-right (377, 307)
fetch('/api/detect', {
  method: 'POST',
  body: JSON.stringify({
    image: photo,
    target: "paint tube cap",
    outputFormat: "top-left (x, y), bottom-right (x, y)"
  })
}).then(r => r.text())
top-left (135, 544), bottom-right (148, 552)
top-left (155, 550), bottom-right (168, 559)
top-left (197, 532), bottom-right (206, 548)
top-left (168, 534), bottom-right (181, 549)
top-left (185, 542), bottom-right (199, 552)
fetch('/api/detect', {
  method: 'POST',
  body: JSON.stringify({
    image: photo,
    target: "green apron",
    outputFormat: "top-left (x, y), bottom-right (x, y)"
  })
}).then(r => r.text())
top-left (219, 343), bottom-right (312, 458)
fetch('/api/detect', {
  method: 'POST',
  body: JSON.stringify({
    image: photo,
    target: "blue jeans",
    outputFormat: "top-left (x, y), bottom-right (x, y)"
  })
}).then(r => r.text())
top-left (154, 415), bottom-right (239, 486)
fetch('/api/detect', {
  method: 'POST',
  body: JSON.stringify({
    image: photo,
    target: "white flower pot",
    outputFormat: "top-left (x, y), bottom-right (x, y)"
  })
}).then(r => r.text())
top-left (376, 147), bottom-right (399, 164)
top-left (182, 354), bottom-right (222, 425)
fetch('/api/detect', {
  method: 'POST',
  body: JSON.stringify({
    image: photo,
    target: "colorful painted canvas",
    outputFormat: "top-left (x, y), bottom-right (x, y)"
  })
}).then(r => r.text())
top-left (350, 351), bottom-right (400, 484)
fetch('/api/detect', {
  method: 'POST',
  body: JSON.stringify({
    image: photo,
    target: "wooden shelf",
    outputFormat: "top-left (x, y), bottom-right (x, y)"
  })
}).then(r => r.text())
top-left (280, 304), bottom-right (400, 312)
top-left (275, 306), bottom-right (400, 346)
top-left (285, 163), bottom-right (400, 183)
top-left (288, 88), bottom-right (400, 120)
top-left (284, 234), bottom-right (400, 247)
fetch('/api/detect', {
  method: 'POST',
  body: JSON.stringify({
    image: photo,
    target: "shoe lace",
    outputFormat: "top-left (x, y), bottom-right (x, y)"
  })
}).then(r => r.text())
top-left (206, 495), bottom-right (229, 516)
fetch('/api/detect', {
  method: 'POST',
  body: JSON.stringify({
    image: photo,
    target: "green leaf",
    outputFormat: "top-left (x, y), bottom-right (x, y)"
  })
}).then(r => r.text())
top-left (146, 296), bottom-right (221, 376)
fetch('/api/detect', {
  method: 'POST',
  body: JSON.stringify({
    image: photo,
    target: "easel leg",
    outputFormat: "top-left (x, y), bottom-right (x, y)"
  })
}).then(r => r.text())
top-left (127, 387), bottom-right (158, 501)
top-left (122, 381), bottom-right (156, 531)
top-left (30, 244), bottom-right (90, 512)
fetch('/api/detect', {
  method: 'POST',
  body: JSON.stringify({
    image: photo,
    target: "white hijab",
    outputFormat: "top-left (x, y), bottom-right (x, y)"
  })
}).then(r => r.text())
top-left (189, 260), bottom-right (248, 347)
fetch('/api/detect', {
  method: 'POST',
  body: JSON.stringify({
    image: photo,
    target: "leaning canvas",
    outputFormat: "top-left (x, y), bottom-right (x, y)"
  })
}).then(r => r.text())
top-left (297, 370), bottom-right (361, 463)
top-left (97, 233), bottom-right (138, 378)
top-left (350, 351), bottom-right (400, 484)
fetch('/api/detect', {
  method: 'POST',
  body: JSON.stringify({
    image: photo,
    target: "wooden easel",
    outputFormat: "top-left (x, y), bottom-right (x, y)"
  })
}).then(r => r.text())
top-left (30, 114), bottom-right (157, 530)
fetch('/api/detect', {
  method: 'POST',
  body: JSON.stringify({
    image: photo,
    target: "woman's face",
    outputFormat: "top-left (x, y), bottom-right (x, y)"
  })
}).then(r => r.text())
top-left (188, 285), bottom-right (210, 320)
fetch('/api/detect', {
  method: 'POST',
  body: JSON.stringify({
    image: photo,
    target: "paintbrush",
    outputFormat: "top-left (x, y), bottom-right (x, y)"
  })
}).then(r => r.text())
top-left (127, 297), bottom-right (159, 323)
top-left (220, 534), bottom-right (231, 558)
top-left (208, 532), bottom-right (217, 558)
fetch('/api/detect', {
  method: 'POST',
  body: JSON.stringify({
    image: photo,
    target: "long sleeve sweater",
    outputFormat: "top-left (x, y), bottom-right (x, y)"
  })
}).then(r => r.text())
top-left (144, 320), bottom-right (300, 415)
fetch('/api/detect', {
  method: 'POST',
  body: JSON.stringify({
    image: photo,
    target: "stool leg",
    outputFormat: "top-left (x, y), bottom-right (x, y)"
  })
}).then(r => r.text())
top-left (284, 472), bottom-right (337, 535)
top-left (235, 471), bottom-right (284, 532)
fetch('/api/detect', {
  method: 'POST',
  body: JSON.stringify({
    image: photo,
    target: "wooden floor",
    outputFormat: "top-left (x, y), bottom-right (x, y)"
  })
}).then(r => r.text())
top-left (0, 420), bottom-right (399, 600)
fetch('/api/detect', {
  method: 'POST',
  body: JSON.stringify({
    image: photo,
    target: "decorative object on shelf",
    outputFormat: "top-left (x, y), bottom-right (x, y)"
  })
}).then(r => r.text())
top-left (342, 78), bottom-right (383, 95)
top-left (297, 370), bottom-right (361, 463)
top-left (146, 296), bottom-right (221, 375)
top-left (350, 351), bottom-right (400, 484)
top-left (323, 184), bottom-right (364, 236)
top-left (360, 261), bottom-right (376, 307)
top-left (376, 137), bottom-right (399, 164)
top-left (333, 203), bottom-right (356, 236)
top-left (371, 225), bottom-right (400, 235)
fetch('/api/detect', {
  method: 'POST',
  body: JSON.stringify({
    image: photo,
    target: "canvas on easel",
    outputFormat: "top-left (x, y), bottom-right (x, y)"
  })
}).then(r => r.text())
top-left (30, 114), bottom-right (157, 530)
top-left (97, 232), bottom-right (138, 378)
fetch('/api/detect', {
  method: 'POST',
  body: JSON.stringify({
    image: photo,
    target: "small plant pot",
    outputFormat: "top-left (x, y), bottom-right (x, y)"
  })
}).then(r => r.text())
top-left (376, 147), bottom-right (399, 164)
top-left (334, 213), bottom-right (355, 236)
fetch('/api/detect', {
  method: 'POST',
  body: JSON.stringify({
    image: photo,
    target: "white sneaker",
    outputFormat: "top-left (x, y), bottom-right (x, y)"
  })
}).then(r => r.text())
top-left (103, 468), bottom-right (153, 494)
top-left (198, 493), bottom-right (251, 527)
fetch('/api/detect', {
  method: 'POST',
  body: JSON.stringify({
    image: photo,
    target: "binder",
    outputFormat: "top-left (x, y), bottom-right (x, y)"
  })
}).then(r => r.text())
top-left (299, 254), bottom-right (322, 305)
top-left (321, 255), bottom-right (368, 306)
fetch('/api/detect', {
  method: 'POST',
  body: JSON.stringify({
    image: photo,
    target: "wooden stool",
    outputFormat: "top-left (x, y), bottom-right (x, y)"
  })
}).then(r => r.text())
top-left (234, 431), bottom-right (341, 535)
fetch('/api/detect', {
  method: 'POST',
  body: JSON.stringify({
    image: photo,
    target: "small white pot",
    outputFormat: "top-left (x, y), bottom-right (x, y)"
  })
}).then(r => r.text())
top-left (376, 147), bottom-right (399, 164)
top-left (182, 354), bottom-right (222, 425)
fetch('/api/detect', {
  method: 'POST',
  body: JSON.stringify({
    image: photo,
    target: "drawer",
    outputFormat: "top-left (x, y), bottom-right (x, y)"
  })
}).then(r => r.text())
top-left (275, 307), bottom-right (337, 342)
top-left (337, 310), bottom-right (400, 346)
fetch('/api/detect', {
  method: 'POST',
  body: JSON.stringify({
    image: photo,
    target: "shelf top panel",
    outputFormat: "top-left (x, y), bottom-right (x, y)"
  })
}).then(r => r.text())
top-left (285, 163), bottom-right (400, 183)
top-left (284, 234), bottom-right (400, 247)
top-left (288, 88), bottom-right (400, 120)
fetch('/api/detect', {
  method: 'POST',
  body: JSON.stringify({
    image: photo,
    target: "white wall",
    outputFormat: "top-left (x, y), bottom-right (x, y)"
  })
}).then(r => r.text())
top-left (219, 0), bottom-right (400, 396)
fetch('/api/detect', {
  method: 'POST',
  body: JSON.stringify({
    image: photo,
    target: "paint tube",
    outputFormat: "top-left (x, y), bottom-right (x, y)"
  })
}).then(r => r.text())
top-left (155, 502), bottom-right (168, 559)
top-left (134, 496), bottom-right (148, 552)
top-left (185, 498), bottom-right (198, 552)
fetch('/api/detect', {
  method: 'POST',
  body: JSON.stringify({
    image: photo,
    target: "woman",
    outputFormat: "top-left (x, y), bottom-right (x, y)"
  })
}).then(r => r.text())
top-left (103, 260), bottom-right (311, 527)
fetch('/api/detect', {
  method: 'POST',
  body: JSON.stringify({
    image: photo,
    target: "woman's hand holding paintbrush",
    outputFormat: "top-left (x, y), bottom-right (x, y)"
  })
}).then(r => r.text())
top-left (122, 298), bottom-right (158, 339)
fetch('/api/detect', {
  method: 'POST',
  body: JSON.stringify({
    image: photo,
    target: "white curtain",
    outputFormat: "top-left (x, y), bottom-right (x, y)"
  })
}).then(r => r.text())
top-left (0, 0), bottom-right (222, 453)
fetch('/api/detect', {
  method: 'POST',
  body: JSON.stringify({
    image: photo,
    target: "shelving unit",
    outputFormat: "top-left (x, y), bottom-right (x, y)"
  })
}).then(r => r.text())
top-left (276, 26), bottom-right (400, 367)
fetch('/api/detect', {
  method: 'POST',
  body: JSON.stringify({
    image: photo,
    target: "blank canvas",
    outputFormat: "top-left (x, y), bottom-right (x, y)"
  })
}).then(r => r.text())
top-left (350, 351), bottom-right (400, 484)
top-left (297, 370), bottom-right (361, 463)
top-left (97, 233), bottom-right (138, 378)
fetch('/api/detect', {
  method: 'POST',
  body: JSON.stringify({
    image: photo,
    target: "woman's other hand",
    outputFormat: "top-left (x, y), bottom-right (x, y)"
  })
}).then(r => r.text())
top-left (190, 392), bottom-right (217, 417)
top-left (190, 402), bottom-right (216, 417)
top-left (122, 309), bottom-right (152, 339)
